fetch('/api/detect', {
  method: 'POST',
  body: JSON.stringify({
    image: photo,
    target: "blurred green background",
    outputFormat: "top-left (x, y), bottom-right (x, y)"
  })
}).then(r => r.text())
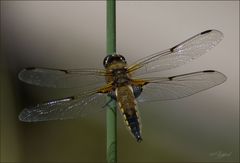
top-left (1, 1), bottom-right (239, 162)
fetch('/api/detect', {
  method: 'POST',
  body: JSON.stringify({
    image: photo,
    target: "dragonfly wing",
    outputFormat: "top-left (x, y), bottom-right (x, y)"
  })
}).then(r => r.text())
top-left (18, 67), bottom-right (107, 89)
top-left (19, 91), bottom-right (111, 122)
top-left (136, 70), bottom-right (226, 102)
top-left (128, 30), bottom-right (223, 77)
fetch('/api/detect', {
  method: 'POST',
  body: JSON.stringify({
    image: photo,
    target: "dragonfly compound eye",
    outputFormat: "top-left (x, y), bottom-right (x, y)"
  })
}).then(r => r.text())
top-left (103, 54), bottom-right (127, 68)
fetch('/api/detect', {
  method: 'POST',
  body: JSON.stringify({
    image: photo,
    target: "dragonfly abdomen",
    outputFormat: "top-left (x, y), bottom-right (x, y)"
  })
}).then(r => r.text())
top-left (116, 85), bottom-right (142, 142)
top-left (123, 110), bottom-right (142, 142)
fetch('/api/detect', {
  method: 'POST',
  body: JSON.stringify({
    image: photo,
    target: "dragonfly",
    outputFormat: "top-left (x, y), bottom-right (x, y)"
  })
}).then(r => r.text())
top-left (18, 29), bottom-right (227, 142)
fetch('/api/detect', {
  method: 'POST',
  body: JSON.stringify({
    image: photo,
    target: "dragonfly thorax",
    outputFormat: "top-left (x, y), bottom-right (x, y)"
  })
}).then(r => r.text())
top-left (105, 55), bottom-right (129, 87)
top-left (112, 68), bottom-right (130, 86)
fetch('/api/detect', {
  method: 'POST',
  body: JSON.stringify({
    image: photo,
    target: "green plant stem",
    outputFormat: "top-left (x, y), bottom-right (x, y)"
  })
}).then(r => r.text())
top-left (106, 0), bottom-right (117, 163)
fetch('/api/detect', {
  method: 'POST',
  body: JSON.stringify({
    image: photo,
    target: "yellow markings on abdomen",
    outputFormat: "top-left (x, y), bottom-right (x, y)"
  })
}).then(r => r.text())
top-left (115, 85), bottom-right (142, 135)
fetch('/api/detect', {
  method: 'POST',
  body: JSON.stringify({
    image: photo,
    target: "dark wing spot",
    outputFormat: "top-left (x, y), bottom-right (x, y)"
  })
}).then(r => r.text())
top-left (201, 30), bottom-right (212, 35)
top-left (59, 69), bottom-right (69, 74)
top-left (170, 45), bottom-right (177, 52)
top-left (203, 70), bottom-right (215, 73)
top-left (25, 67), bottom-right (36, 70)
top-left (168, 76), bottom-right (174, 81)
top-left (68, 96), bottom-right (75, 100)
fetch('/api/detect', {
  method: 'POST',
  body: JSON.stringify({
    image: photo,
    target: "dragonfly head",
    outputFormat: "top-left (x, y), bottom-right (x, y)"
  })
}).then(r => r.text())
top-left (103, 54), bottom-right (127, 68)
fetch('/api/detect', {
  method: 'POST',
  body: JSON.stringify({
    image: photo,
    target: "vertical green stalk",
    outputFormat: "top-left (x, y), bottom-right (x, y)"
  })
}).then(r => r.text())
top-left (106, 0), bottom-right (117, 163)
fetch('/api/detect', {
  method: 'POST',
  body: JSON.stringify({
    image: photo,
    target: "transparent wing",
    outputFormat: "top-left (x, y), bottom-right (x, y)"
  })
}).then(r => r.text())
top-left (18, 67), bottom-right (107, 89)
top-left (136, 70), bottom-right (226, 102)
top-left (18, 90), bottom-right (111, 122)
top-left (128, 30), bottom-right (223, 77)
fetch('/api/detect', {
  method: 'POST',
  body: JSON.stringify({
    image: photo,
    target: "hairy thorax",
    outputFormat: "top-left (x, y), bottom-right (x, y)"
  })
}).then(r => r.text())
top-left (105, 61), bottom-right (130, 87)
